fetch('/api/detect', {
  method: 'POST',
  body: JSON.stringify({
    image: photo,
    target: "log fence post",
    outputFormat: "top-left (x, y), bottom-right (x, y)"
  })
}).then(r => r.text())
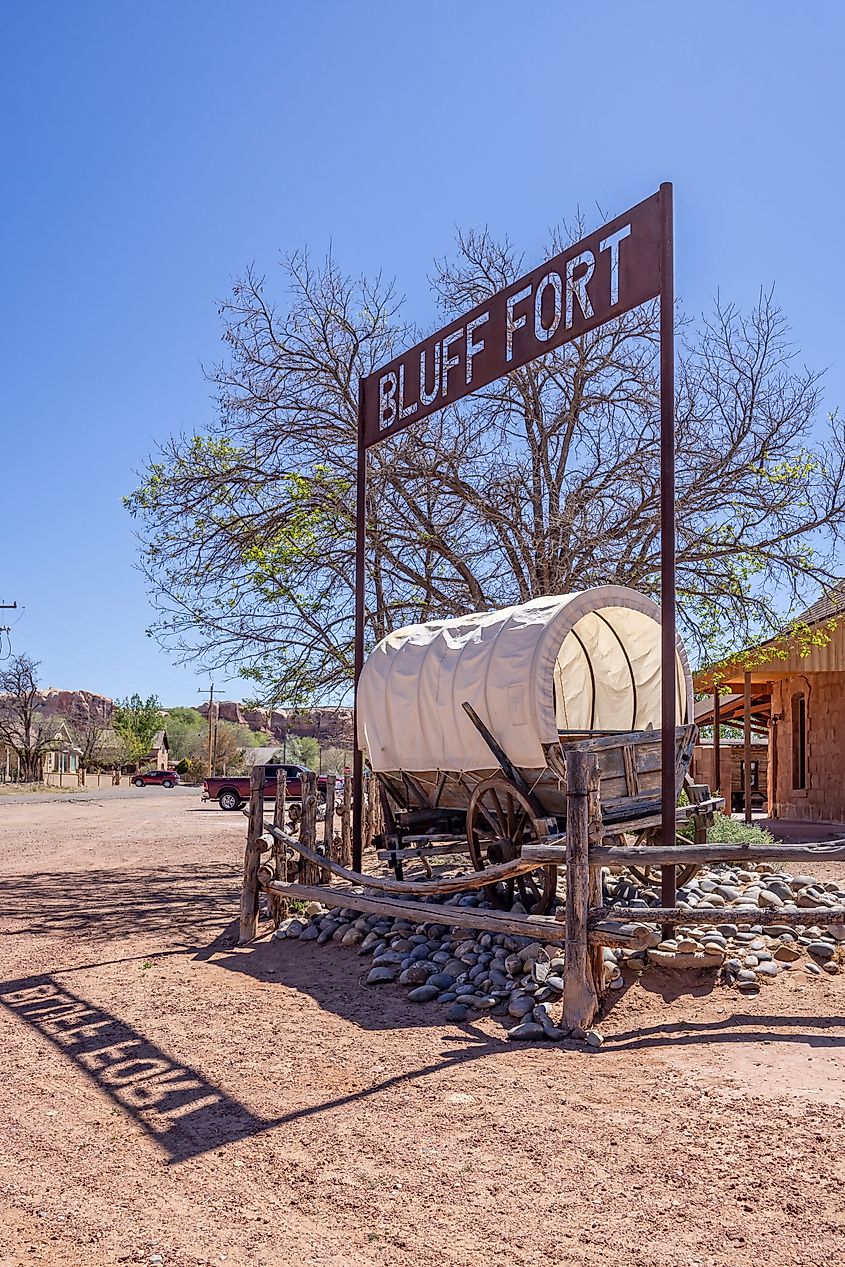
top-left (362, 772), bottom-right (371, 854)
top-left (339, 772), bottom-right (353, 868)
top-left (239, 764), bottom-right (266, 944)
top-left (324, 777), bottom-right (336, 871)
top-left (270, 773), bottom-right (288, 927)
top-left (563, 749), bottom-right (603, 1034)
top-left (298, 770), bottom-right (322, 886)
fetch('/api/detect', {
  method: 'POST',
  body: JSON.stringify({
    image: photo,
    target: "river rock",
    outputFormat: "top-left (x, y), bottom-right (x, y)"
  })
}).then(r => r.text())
top-left (649, 947), bottom-right (724, 969)
top-left (367, 966), bottom-right (397, 985)
top-left (400, 963), bottom-right (435, 985)
top-left (507, 1021), bottom-right (545, 1041)
top-left (407, 984), bottom-right (440, 1003)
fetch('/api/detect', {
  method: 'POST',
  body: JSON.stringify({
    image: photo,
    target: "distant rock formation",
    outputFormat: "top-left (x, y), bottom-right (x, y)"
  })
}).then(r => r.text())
top-left (197, 700), bottom-right (353, 746)
top-left (6, 685), bottom-right (353, 749)
top-left (37, 688), bottom-right (114, 728)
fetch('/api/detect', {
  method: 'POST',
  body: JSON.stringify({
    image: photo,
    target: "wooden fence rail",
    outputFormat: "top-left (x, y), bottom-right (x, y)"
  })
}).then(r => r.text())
top-left (523, 840), bottom-right (845, 866)
top-left (590, 905), bottom-right (845, 927)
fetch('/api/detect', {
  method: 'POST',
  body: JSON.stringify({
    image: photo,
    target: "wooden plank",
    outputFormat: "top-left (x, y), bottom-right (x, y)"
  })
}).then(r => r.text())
top-left (590, 905), bottom-right (845, 927)
top-left (263, 820), bottom-right (555, 895)
top-left (263, 881), bottom-right (653, 949)
top-left (376, 841), bottom-right (470, 862)
top-left (622, 745), bottom-right (639, 796)
top-left (238, 765), bottom-right (266, 944)
top-left (563, 749), bottom-right (601, 1033)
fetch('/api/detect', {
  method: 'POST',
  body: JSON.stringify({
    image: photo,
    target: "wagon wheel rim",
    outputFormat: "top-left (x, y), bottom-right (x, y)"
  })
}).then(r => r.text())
top-left (467, 777), bottom-right (558, 915)
top-left (624, 825), bottom-right (701, 890)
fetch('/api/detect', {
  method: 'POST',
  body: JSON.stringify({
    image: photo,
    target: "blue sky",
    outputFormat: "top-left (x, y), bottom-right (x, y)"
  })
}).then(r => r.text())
top-left (1, 1), bottom-right (843, 704)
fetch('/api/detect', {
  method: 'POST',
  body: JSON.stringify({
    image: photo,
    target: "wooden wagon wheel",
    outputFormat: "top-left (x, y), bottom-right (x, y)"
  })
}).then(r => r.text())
top-left (466, 777), bottom-right (558, 915)
top-left (622, 822), bottom-right (702, 890)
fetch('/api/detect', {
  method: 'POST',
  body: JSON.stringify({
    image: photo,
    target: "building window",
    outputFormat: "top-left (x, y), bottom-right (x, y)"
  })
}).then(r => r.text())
top-left (791, 692), bottom-right (806, 790)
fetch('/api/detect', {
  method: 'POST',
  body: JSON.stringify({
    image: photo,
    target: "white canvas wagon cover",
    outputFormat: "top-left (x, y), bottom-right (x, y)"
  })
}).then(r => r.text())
top-left (358, 587), bottom-right (693, 773)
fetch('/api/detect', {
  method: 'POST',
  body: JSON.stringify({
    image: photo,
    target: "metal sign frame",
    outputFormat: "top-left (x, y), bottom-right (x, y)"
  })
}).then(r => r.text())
top-left (352, 182), bottom-right (676, 914)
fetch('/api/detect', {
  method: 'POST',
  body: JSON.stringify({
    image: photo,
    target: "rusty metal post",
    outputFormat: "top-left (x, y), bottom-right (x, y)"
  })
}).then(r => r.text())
top-left (659, 181), bottom-right (676, 919)
top-left (713, 687), bottom-right (721, 794)
top-left (744, 670), bottom-right (752, 824)
top-left (769, 712), bottom-right (778, 817)
top-left (352, 378), bottom-right (366, 873)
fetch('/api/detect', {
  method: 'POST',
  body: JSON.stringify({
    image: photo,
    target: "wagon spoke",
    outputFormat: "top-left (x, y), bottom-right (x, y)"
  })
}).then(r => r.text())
top-left (490, 789), bottom-right (507, 833)
top-left (467, 777), bottom-right (558, 915)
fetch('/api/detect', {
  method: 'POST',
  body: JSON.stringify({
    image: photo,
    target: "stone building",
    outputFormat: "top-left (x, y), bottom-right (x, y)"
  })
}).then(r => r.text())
top-left (694, 586), bottom-right (845, 823)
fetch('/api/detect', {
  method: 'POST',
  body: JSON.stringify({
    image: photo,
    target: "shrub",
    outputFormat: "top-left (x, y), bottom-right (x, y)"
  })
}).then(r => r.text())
top-left (707, 812), bottom-right (775, 847)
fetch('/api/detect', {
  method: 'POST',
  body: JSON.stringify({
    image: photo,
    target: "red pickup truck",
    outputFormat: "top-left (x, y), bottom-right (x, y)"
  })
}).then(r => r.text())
top-left (202, 763), bottom-right (343, 812)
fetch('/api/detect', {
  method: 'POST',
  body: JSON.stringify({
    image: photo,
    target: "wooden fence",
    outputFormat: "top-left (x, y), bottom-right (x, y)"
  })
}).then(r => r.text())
top-left (240, 750), bottom-right (845, 1036)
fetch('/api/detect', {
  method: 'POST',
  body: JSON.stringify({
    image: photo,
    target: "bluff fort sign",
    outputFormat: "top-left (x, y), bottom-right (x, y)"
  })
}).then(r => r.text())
top-left (362, 192), bottom-right (662, 446)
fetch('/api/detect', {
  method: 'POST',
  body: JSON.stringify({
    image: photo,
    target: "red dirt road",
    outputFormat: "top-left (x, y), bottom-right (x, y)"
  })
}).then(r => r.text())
top-left (1, 792), bottom-right (844, 1267)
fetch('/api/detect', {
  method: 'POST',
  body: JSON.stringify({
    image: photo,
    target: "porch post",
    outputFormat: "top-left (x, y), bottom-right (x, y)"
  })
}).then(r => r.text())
top-left (713, 687), bottom-right (721, 794)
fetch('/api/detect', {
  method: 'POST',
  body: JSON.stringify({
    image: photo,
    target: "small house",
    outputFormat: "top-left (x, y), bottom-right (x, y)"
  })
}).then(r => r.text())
top-left (43, 720), bottom-right (82, 777)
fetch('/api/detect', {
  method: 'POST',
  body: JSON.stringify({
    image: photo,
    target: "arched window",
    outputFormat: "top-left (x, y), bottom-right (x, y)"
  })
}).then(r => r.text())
top-left (791, 692), bottom-right (807, 790)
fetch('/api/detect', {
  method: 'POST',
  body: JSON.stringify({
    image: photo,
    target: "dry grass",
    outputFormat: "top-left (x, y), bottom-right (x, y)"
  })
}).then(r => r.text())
top-left (0, 781), bottom-right (81, 796)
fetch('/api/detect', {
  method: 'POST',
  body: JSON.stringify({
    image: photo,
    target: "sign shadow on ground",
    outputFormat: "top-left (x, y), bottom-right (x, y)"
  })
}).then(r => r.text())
top-left (0, 974), bottom-right (280, 1164)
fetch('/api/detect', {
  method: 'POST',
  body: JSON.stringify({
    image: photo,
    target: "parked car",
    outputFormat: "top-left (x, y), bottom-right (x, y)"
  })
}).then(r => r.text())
top-left (202, 763), bottom-right (343, 811)
top-left (133, 769), bottom-right (181, 789)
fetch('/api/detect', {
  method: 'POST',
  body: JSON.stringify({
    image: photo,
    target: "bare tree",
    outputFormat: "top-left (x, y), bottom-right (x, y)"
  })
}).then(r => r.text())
top-left (126, 227), bottom-right (845, 706)
top-left (71, 716), bottom-right (109, 770)
top-left (0, 656), bottom-right (55, 781)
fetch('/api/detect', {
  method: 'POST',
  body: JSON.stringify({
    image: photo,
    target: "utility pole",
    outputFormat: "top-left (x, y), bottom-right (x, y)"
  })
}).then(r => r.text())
top-left (198, 684), bottom-right (215, 776)
top-left (0, 600), bottom-right (17, 659)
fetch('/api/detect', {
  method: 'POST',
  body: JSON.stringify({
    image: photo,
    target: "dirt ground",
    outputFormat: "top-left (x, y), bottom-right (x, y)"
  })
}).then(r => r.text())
top-left (1, 792), bottom-right (843, 1267)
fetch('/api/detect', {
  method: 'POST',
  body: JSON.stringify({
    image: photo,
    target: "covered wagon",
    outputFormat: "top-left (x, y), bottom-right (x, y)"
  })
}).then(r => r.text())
top-left (358, 586), bottom-right (714, 912)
